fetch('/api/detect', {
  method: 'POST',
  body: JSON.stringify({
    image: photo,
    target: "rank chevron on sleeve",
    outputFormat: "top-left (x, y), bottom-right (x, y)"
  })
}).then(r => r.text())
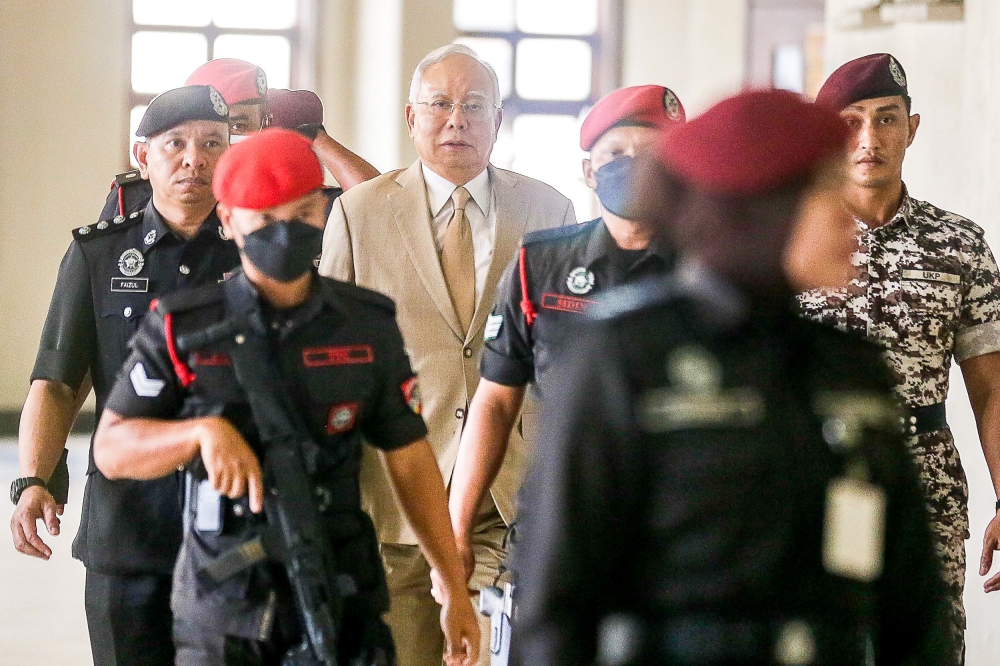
top-left (130, 362), bottom-right (166, 397)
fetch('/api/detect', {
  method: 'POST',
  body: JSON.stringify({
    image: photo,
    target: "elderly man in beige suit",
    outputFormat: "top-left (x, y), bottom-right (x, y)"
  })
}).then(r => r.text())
top-left (319, 44), bottom-right (575, 666)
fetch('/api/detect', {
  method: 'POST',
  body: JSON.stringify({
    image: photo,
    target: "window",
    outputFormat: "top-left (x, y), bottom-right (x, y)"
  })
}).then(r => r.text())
top-left (454, 0), bottom-right (622, 221)
top-left (126, 0), bottom-right (314, 164)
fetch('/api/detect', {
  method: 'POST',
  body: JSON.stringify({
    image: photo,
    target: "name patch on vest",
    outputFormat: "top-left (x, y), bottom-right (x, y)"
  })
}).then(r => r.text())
top-left (901, 269), bottom-right (961, 285)
top-left (302, 344), bottom-right (375, 367)
top-left (541, 292), bottom-right (595, 315)
top-left (191, 352), bottom-right (231, 367)
top-left (111, 277), bottom-right (149, 293)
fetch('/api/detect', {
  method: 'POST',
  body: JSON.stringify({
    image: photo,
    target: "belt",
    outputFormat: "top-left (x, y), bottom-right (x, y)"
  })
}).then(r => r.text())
top-left (902, 401), bottom-right (947, 437)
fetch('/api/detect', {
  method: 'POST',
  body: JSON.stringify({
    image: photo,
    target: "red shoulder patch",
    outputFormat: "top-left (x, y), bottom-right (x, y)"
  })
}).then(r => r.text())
top-left (401, 377), bottom-right (422, 415)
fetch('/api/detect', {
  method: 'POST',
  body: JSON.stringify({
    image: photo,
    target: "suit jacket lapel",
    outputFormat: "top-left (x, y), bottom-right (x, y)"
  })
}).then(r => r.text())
top-left (388, 161), bottom-right (465, 340)
top-left (468, 166), bottom-right (530, 340)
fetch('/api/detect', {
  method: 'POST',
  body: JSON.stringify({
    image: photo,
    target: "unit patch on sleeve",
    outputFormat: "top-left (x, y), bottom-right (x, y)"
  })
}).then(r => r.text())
top-left (130, 362), bottom-right (165, 397)
top-left (401, 377), bottom-right (422, 415)
top-left (485, 314), bottom-right (504, 341)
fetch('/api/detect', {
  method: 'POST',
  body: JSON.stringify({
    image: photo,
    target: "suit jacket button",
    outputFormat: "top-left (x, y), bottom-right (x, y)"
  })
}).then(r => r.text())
top-left (463, 347), bottom-right (473, 358)
top-left (455, 408), bottom-right (465, 419)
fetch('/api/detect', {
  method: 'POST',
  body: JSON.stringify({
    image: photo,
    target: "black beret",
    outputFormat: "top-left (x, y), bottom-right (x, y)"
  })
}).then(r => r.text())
top-left (136, 85), bottom-right (230, 138)
top-left (816, 53), bottom-right (909, 111)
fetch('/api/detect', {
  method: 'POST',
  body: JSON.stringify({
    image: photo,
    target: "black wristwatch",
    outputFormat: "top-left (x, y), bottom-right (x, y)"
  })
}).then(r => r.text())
top-left (10, 477), bottom-right (47, 505)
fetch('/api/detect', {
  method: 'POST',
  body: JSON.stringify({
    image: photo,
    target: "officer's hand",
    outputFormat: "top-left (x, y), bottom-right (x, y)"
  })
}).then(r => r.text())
top-left (198, 417), bottom-right (264, 514)
top-left (440, 594), bottom-right (480, 666)
top-left (10, 485), bottom-right (62, 560)
top-left (981, 511), bottom-right (1000, 592)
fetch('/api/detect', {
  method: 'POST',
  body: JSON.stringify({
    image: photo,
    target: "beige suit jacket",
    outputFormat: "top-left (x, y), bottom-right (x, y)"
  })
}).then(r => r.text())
top-left (318, 160), bottom-right (575, 545)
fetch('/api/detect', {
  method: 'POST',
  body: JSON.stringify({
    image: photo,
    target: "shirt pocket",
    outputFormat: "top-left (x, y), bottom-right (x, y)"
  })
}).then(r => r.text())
top-left (900, 267), bottom-right (962, 314)
top-left (98, 294), bottom-right (154, 350)
top-left (897, 267), bottom-right (961, 352)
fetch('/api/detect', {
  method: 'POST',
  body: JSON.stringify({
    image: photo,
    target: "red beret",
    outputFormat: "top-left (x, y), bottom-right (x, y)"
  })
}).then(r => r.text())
top-left (815, 53), bottom-right (909, 111)
top-left (186, 58), bottom-right (267, 106)
top-left (659, 89), bottom-right (848, 195)
top-left (213, 129), bottom-right (324, 210)
top-left (580, 85), bottom-right (685, 151)
top-left (267, 89), bottom-right (324, 129)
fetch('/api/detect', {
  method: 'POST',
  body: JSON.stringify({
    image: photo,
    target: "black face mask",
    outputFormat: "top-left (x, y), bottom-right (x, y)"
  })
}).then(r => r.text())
top-left (240, 220), bottom-right (323, 282)
top-left (594, 156), bottom-right (639, 219)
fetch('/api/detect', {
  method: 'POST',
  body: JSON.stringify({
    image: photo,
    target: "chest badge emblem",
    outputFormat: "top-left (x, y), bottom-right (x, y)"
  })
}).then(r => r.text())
top-left (566, 267), bottom-right (595, 295)
top-left (118, 248), bottom-right (145, 277)
top-left (326, 402), bottom-right (359, 435)
top-left (144, 229), bottom-right (156, 245)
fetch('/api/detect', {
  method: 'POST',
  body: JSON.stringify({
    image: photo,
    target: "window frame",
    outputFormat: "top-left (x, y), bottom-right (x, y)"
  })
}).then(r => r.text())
top-left (123, 0), bottom-right (318, 165)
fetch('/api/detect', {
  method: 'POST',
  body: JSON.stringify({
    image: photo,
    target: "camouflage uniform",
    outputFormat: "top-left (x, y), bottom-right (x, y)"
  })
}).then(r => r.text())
top-left (798, 189), bottom-right (1000, 660)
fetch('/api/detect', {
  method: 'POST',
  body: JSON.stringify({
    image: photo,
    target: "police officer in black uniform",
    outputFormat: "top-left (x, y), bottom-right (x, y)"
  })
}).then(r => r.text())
top-left (447, 86), bottom-right (685, 577)
top-left (92, 129), bottom-right (480, 666)
top-left (10, 85), bottom-right (238, 665)
top-left (511, 90), bottom-right (950, 666)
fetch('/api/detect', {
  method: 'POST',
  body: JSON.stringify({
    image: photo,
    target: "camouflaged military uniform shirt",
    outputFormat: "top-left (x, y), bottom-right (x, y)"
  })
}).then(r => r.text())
top-left (797, 190), bottom-right (1000, 409)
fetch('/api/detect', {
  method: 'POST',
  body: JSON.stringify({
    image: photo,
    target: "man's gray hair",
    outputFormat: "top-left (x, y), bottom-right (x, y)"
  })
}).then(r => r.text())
top-left (408, 44), bottom-right (501, 106)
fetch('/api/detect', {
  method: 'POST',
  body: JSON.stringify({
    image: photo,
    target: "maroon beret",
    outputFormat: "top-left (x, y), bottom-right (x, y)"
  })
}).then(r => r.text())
top-left (815, 53), bottom-right (908, 111)
top-left (580, 85), bottom-right (685, 151)
top-left (659, 89), bottom-right (848, 195)
top-left (186, 58), bottom-right (267, 106)
top-left (267, 89), bottom-right (324, 129)
top-left (214, 129), bottom-right (324, 210)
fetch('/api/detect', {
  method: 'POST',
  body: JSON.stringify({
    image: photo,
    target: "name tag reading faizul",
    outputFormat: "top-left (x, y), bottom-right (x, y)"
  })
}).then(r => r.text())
top-left (822, 477), bottom-right (887, 582)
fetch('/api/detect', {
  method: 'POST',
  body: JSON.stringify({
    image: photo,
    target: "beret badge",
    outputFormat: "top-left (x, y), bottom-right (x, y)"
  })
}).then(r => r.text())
top-left (210, 88), bottom-right (229, 117)
top-left (256, 69), bottom-right (268, 96)
top-left (664, 90), bottom-right (682, 122)
top-left (889, 57), bottom-right (906, 87)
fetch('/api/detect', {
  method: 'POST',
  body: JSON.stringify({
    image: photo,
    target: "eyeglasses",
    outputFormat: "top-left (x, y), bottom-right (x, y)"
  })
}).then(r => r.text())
top-left (415, 99), bottom-right (500, 122)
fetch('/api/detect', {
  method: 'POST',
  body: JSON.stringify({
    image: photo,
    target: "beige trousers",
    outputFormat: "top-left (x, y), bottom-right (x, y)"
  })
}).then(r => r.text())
top-left (380, 503), bottom-right (507, 666)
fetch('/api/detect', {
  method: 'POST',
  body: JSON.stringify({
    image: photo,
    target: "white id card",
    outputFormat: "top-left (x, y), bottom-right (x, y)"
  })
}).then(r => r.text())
top-left (822, 477), bottom-right (887, 582)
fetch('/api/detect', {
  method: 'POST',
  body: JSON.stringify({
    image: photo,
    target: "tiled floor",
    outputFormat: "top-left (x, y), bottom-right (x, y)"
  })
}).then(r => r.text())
top-left (1, 438), bottom-right (92, 665)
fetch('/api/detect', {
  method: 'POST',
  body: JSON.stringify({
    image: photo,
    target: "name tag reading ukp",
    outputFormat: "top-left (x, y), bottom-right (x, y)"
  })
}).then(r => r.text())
top-left (822, 477), bottom-right (887, 582)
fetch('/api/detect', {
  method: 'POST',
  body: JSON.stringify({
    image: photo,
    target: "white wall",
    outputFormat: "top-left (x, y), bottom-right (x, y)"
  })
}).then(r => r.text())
top-left (824, 1), bottom-right (1000, 662)
top-left (622, 0), bottom-right (747, 115)
top-left (0, 0), bottom-right (128, 411)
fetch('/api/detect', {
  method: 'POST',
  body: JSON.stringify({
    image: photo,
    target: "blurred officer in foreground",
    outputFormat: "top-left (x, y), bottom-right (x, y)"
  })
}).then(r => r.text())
top-left (10, 86), bottom-right (237, 665)
top-left (100, 59), bottom-right (380, 224)
top-left (448, 85), bottom-right (685, 583)
top-left (92, 129), bottom-right (480, 665)
top-left (802, 54), bottom-right (1000, 662)
top-left (512, 89), bottom-right (949, 666)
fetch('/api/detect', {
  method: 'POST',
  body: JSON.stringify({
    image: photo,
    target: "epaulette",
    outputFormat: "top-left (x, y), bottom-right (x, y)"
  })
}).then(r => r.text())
top-left (72, 208), bottom-right (144, 242)
top-left (155, 282), bottom-right (226, 315)
top-left (115, 169), bottom-right (143, 188)
top-left (522, 219), bottom-right (599, 246)
top-left (319, 277), bottom-right (396, 315)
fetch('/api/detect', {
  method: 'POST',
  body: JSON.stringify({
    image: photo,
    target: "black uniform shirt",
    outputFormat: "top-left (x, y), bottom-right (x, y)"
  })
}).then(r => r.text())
top-left (31, 198), bottom-right (240, 573)
top-left (481, 218), bottom-right (672, 399)
top-left (511, 265), bottom-right (947, 666)
top-left (103, 272), bottom-right (427, 626)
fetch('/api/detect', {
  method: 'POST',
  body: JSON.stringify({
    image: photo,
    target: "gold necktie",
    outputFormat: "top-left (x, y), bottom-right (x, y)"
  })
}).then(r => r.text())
top-left (441, 186), bottom-right (476, 334)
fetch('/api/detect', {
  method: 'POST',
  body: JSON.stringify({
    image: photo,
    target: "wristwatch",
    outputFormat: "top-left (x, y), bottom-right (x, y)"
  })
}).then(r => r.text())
top-left (10, 477), bottom-right (47, 505)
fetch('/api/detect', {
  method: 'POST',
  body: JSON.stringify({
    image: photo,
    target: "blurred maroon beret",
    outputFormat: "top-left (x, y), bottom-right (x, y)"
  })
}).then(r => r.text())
top-left (659, 88), bottom-right (848, 195)
top-left (186, 58), bottom-right (267, 106)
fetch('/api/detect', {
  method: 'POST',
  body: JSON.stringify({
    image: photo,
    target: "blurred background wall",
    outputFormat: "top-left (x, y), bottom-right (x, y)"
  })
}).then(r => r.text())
top-left (1, 0), bottom-right (998, 661)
